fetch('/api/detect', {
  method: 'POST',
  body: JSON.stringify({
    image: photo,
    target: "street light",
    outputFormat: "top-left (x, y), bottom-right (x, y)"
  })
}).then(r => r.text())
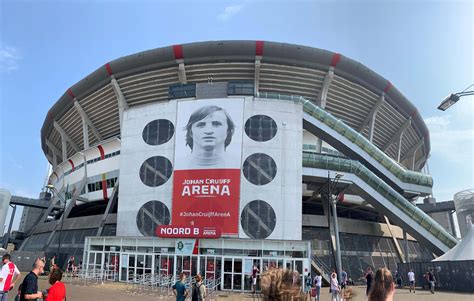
top-left (328, 172), bottom-right (344, 284)
top-left (437, 84), bottom-right (474, 111)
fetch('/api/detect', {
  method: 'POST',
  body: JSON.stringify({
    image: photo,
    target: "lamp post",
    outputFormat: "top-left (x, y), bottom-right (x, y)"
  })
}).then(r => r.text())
top-left (437, 84), bottom-right (474, 111)
top-left (45, 184), bottom-right (67, 261)
top-left (328, 172), bottom-right (344, 284)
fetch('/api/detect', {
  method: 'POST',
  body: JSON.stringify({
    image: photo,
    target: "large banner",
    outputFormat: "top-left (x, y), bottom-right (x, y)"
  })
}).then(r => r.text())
top-left (171, 99), bottom-right (244, 236)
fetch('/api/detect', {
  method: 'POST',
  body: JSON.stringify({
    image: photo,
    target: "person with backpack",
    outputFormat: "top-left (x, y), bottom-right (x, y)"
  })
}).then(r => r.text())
top-left (304, 272), bottom-right (312, 300)
top-left (191, 274), bottom-right (206, 301)
top-left (313, 272), bottom-right (322, 301)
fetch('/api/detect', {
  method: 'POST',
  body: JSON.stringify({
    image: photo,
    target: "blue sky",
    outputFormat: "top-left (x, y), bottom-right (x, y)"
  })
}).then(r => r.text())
top-left (1, 0), bottom-right (473, 232)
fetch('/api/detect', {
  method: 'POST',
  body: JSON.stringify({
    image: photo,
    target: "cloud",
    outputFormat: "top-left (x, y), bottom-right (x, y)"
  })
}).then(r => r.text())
top-left (0, 46), bottom-right (21, 73)
top-left (425, 113), bottom-right (474, 164)
top-left (217, 4), bottom-right (244, 21)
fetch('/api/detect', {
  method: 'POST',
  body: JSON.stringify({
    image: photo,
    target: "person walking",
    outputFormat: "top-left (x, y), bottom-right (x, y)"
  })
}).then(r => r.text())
top-left (407, 269), bottom-right (415, 293)
top-left (172, 272), bottom-right (188, 301)
top-left (304, 272), bottom-right (312, 300)
top-left (0, 254), bottom-right (21, 301)
top-left (313, 272), bottom-right (322, 301)
top-left (368, 268), bottom-right (395, 301)
top-left (341, 268), bottom-right (347, 291)
top-left (191, 274), bottom-right (206, 301)
top-left (49, 256), bottom-right (56, 275)
top-left (428, 269), bottom-right (436, 294)
top-left (330, 272), bottom-right (340, 301)
top-left (20, 259), bottom-right (44, 301)
top-left (365, 267), bottom-right (374, 296)
top-left (45, 268), bottom-right (66, 301)
top-left (251, 263), bottom-right (260, 294)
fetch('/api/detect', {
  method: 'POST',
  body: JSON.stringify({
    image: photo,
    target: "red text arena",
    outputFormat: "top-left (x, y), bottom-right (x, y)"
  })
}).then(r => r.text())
top-left (172, 169), bottom-right (240, 235)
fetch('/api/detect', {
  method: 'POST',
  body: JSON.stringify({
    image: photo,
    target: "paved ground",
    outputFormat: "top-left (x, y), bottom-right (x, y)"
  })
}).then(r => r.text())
top-left (5, 275), bottom-right (473, 300)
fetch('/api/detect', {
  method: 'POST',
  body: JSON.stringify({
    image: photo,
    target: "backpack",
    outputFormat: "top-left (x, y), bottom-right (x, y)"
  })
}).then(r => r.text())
top-left (192, 283), bottom-right (202, 301)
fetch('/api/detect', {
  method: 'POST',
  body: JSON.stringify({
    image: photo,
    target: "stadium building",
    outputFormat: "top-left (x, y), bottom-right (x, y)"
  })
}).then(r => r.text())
top-left (19, 41), bottom-right (457, 289)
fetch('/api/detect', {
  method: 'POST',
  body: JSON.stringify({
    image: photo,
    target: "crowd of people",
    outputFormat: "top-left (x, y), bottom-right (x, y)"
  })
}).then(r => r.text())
top-left (1, 251), bottom-right (441, 301)
top-left (256, 265), bottom-right (438, 301)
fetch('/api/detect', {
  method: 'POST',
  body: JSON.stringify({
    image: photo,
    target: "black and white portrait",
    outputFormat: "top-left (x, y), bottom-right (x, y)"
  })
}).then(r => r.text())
top-left (174, 99), bottom-right (244, 170)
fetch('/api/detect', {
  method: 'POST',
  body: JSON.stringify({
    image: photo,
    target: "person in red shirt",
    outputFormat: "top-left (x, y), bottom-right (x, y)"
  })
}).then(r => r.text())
top-left (46, 268), bottom-right (66, 301)
top-left (0, 254), bottom-right (21, 301)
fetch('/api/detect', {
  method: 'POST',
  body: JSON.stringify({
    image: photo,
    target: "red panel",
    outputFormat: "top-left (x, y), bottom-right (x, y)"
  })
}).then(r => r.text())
top-left (411, 110), bottom-right (417, 117)
top-left (256, 41), bottom-right (264, 56)
top-left (101, 174), bottom-right (108, 202)
top-left (384, 81), bottom-right (393, 93)
top-left (173, 45), bottom-right (184, 60)
top-left (105, 63), bottom-right (113, 76)
top-left (67, 88), bottom-right (75, 99)
top-left (68, 159), bottom-right (75, 172)
top-left (331, 53), bottom-right (341, 67)
top-left (172, 169), bottom-right (240, 236)
top-left (97, 145), bottom-right (105, 160)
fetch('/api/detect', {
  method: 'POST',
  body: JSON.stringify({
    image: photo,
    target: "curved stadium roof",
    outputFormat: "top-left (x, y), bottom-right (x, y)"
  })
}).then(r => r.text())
top-left (41, 40), bottom-right (430, 170)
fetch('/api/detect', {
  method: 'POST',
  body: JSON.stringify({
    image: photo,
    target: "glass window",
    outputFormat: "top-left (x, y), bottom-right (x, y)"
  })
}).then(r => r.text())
top-left (168, 83), bottom-right (196, 99)
top-left (241, 200), bottom-right (276, 239)
top-left (142, 119), bottom-right (175, 146)
top-left (245, 115), bottom-right (278, 142)
top-left (139, 156), bottom-right (173, 187)
top-left (228, 81), bottom-right (254, 95)
top-left (242, 153), bottom-right (277, 185)
top-left (136, 200), bottom-right (171, 237)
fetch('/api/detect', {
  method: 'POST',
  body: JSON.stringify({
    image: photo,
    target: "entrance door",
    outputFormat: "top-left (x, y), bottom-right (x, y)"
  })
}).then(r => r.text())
top-left (176, 255), bottom-right (198, 277)
top-left (243, 258), bottom-right (261, 291)
top-left (284, 259), bottom-right (304, 284)
top-left (222, 257), bottom-right (243, 291)
top-left (157, 254), bottom-right (174, 277)
top-left (104, 253), bottom-right (119, 281)
top-left (200, 256), bottom-right (220, 280)
top-left (119, 254), bottom-right (129, 282)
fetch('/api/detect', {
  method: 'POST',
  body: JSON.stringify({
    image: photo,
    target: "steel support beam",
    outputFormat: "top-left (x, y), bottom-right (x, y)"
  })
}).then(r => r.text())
top-left (96, 181), bottom-right (119, 236)
top-left (177, 60), bottom-right (187, 84)
top-left (382, 117), bottom-right (411, 152)
top-left (359, 94), bottom-right (384, 142)
top-left (315, 67), bottom-right (334, 152)
top-left (54, 121), bottom-right (79, 161)
top-left (401, 138), bottom-right (424, 164)
top-left (74, 100), bottom-right (103, 149)
top-left (45, 140), bottom-right (59, 168)
top-left (111, 78), bottom-right (129, 131)
top-left (384, 216), bottom-right (406, 263)
top-left (316, 67), bottom-right (334, 108)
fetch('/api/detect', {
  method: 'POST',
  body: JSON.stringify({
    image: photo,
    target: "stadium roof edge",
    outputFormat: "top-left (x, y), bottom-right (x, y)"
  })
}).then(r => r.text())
top-left (40, 40), bottom-right (430, 161)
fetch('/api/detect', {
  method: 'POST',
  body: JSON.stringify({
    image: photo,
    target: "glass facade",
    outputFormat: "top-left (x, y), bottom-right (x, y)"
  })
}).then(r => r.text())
top-left (168, 83), bottom-right (196, 99)
top-left (83, 237), bottom-right (310, 292)
top-left (302, 152), bottom-right (457, 249)
top-left (257, 92), bottom-right (433, 188)
top-left (227, 81), bottom-right (254, 96)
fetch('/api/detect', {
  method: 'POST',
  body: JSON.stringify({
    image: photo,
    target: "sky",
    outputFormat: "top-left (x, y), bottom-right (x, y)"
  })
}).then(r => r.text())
top-left (1, 0), bottom-right (473, 232)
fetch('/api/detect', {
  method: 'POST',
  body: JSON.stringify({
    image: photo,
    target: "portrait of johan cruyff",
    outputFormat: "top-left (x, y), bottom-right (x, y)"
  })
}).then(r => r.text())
top-left (180, 105), bottom-right (236, 169)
